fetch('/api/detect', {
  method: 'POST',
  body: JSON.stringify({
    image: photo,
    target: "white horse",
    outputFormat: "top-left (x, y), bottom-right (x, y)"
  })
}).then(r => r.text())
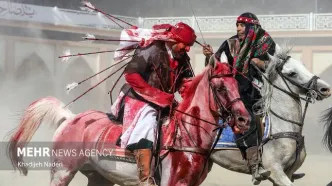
top-left (209, 44), bottom-right (331, 186)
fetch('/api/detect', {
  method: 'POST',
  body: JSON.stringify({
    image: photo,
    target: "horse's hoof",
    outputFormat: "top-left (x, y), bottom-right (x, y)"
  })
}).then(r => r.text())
top-left (258, 169), bottom-right (271, 178)
top-left (292, 173), bottom-right (305, 179)
top-left (252, 177), bottom-right (261, 185)
top-left (291, 173), bottom-right (305, 181)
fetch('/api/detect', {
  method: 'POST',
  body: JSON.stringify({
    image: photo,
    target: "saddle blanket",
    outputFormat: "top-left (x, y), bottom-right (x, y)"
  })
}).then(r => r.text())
top-left (96, 125), bottom-right (137, 164)
top-left (99, 148), bottom-right (136, 164)
top-left (214, 115), bottom-right (271, 149)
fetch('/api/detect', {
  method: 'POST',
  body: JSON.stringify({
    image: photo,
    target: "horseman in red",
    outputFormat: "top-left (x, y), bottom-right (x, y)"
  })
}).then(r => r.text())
top-left (109, 22), bottom-right (196, 185)
top-left (203, 12), bottom-right (276, 184)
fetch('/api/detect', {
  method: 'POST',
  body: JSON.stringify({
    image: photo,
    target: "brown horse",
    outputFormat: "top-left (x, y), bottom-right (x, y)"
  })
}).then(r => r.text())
top-left (6, 60), bottom-right (251, 186)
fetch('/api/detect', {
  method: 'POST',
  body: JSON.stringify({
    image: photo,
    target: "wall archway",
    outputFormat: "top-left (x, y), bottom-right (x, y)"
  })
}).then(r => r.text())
top-left (13, 53), bottom-right (54, 107)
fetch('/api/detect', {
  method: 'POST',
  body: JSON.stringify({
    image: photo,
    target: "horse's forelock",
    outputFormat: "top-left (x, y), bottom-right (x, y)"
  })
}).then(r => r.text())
top-left (213, 62), bottom-right (232, 76)
top-left (176, 63), bottom-right (231, 114)
top-left (176, 66), bottom-right (211, 115)
top-left (266, 45), bottom-right (292, 82)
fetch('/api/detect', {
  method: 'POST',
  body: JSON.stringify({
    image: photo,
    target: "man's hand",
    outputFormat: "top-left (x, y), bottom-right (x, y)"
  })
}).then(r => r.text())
top-left (251, 58), bottom-right (266, 70)
top-left (179, 78), bottom-right (193, 99)
top-left (202, 44), bottom-right (213, 57)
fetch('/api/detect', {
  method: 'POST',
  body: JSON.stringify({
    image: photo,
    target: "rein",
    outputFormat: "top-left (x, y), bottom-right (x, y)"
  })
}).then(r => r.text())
top-left (209, 72), bottom-right (243, 117)
top-left (253, 56), bottom-right (319, 173)
top-left (253, 56), bottom-right (319, 128)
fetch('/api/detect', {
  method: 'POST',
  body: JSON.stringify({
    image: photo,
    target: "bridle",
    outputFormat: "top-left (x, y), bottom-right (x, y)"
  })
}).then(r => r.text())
top-left (209, 71), bottom-right (243, 120)
top-left (256, 56), bottom-right (319, 128)
top-left (255, 56), bottom-right (320, 173)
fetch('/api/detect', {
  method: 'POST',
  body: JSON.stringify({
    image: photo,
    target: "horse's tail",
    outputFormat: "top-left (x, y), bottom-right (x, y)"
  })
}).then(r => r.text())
top-left (322, 106), bottom-right (332, 153)
top-left (6, 96), bottom-right (74, 176)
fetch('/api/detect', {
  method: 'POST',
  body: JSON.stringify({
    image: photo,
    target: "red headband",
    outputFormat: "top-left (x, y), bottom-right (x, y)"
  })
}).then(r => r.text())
top-left (237, 16), bottom-right (260, 25)
top-left (153, 22), bottom-right (197, 46)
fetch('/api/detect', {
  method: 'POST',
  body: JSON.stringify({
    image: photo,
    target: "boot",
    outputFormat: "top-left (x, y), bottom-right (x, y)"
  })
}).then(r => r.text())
top-left (246, 146), bottom-right (271, 185)
top-left (134, 149), bottom-right (157, 186)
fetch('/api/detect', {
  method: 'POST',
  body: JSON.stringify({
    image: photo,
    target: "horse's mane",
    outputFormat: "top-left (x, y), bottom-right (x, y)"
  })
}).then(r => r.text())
top-left (176, 66), bottom-right (208, 114)
top-left (254, 44), bottom-right (292, 117)
top-left (176, 62), bottom-right (232, 115)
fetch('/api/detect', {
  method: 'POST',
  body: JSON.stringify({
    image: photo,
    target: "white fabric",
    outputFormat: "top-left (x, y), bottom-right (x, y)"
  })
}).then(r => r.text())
top-left (252, 77), bottom-right (263, 89)
top-left (165, 43), bottom-right (174, 59)
top-left (113, 27), bottom-right (176, 61)
top-left (219, 52), bottom-right (228, 63)
top-left (108, 90), bottom-right (126, 117)
top-left (113, 28), bottom-right (149, 61)
top-left (120, 105), bottom-right (157, 147)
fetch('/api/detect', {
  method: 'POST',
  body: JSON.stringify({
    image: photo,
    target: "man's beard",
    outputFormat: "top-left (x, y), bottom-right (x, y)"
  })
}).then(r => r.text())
top-left (171, 48), bottom-right (186, 58)
top-left (173, 52), bottom-right (185, 58)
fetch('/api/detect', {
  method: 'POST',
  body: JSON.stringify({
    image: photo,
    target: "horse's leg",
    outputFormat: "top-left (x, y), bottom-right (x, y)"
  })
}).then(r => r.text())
top-left (263, 150), bottom-right (295, 185)
top-left (83, 171), bottom-right (115, 186)
top-left (50, 139), bottom-right (88, 186)
top-left (50, 168), bottom-right (78, 186)
top-left (268, 165), bottom-right (295, 186)
top-left (50, 151), bottom-right (87, 186)
top-left (80, 164), bottom-right (115, 186)
top-left (286, 146), bottom-right (307, 182)
top-left (210, 148), bottom-right (302, 186)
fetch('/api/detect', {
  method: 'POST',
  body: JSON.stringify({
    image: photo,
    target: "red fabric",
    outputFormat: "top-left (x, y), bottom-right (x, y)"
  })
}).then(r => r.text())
top-left (237, 16), bottom-right (260, 25)
top-left (152, 23), bottom-right (173, 30)
top-left (170, 22), bottom-right (197, 46)
top-left (122, 96), bottom-right (148, 136)
top-left (124, 72), bottom-right (174, 108)
top-left (119, 96), bottom-right (150, 147)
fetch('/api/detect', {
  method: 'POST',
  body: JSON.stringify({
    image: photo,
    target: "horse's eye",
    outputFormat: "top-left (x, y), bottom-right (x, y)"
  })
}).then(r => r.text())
top-left (288, 72), bottom-right (297, 77)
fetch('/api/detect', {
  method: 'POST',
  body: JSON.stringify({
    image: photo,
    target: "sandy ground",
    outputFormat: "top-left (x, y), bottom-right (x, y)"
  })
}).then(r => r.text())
top-left (202, 154), bottom-right (332, 186)
top-left (0, 154), bottom-right (331, 186)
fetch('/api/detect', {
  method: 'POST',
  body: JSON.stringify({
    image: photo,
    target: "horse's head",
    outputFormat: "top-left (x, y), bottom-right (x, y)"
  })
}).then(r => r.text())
top-left (268, 44), bottom-right (331, 101)
top-left (208, 57), bottom-right (250, 133)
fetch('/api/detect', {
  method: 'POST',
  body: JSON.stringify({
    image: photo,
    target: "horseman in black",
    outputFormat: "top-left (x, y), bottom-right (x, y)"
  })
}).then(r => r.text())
top-left (203, 12), bottom-right (276, 184)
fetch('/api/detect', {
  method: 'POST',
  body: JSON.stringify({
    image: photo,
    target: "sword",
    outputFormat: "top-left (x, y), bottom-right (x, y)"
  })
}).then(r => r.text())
top-left (188, 0), bottom-right (206, 44)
